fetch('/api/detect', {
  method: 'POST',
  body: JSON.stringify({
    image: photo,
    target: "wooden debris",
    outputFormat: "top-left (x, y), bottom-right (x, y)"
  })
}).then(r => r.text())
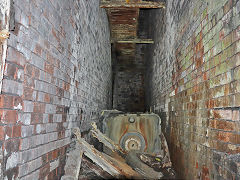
top-left (73, 127), bottom-right (141, 179)
top-left (126, 151), bottom-right (164, 179)
top-left (79, 156), bottom-right (113, 179)
top-left (100, 1), bottom-right (165, 9)
top-left (137, 152), bottom-right (176, 178)
top-left (90, 122), bottom-right (125, 155)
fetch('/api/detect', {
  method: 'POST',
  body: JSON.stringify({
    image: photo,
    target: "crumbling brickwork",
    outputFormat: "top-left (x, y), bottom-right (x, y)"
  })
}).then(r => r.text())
top-left (146, 0), bottom-right (240, 179)
top-left (1, 0), bottom-right (111, 179)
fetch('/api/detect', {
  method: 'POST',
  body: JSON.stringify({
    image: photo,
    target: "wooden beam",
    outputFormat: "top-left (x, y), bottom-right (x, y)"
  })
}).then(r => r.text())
top-left (100, 1), bottom-right (165, 9)
top-left (91, 122), bottom-right (126, 155)
top-left (111, 38), bottom-right (154, 44)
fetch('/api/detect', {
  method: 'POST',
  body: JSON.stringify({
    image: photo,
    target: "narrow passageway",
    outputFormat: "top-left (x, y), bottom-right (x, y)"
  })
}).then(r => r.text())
top-left (0, 0), bottom-right (239, 179)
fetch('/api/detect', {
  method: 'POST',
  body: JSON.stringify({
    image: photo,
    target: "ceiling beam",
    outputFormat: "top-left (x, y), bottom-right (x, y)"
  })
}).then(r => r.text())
top-left (112, 39), bottom-right (154, 44)
top-left (100, 1), bottom-right (165, 9)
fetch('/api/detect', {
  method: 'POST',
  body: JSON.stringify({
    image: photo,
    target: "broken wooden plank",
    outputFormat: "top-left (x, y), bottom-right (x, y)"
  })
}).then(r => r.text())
top-left (126, 151), bottom-right (164, 179)
top-left (72, 127), bottom-right (141, 179)
top-left (73, 128), bottom-right (121, 177)
top-left (79, 156), bottom-right (113, 179)
top-left (111, 38), bottom-right (154, 44)
top-left (100, 1), bottom-right (165, 9)
top-left (91, 122), bottom-right (126, 155)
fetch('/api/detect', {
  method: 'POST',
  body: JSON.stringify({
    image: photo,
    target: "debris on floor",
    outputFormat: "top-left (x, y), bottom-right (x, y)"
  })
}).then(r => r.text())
top-left (79, 156), bottom-right (113, 180)
top-left (74, 111), bottom-right (176, 179)
top-left (73, 127), bottom-right (142, 179)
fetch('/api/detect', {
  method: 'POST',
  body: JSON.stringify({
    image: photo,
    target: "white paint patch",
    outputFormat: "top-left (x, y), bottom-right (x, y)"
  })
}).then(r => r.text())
top-left (228, 144), bottom-right (237, 150)
top-left (50, 158), bottom-right (59, 172)
top-left (36, 124), bottom-right (41, 134)
top-left (17, 70), bottom-right (22, 79)
top-left (6, 152), bottom-right (18, 170)
top-left (5, 134), bottom-right (9, 140)
top-left (14, 103), bottom-right (22, 110)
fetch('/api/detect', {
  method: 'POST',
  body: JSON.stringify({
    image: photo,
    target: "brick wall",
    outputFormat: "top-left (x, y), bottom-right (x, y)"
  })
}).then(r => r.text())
top-left (146, 0), bottom-right (240, 179)
top-left (1, 0), bottom-right (111, 179)
top-left (112, 11), bottom-right (147, 113)
top-left (112, 46), bottom-right (145, 112)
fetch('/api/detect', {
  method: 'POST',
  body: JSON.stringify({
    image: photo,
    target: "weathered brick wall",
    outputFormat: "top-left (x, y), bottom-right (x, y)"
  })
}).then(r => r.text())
top-left (112, 10), bottom-right (148, 113)
top-left (146, 0), bottom-right (240, 179)
top-left (0, 1), bottom-right (11, 179)
top-left (1, 0), bottom-right (111, 179)
top-left (113, 49), bottom-right (145, 112)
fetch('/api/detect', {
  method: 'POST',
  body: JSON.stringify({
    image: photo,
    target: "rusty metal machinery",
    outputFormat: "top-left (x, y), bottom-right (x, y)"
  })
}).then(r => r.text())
top-left (102, 111), bottom-right (162, 154)
top-left (74, 110), bottom-right (176, 179)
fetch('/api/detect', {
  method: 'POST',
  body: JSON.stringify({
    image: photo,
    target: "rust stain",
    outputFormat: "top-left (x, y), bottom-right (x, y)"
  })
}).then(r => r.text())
top-left (201, 166), bottom-right (209, 180)
top-left (139, 119), bottom-right (148, 151)
top-left (119, 122), bottom-right (129, 145)
top-left (104, 114), bottom-right (160, 153)
top-left (213, 111), bottom-right (221, 119)
top-left (203, 72), bottom-right (207, 80)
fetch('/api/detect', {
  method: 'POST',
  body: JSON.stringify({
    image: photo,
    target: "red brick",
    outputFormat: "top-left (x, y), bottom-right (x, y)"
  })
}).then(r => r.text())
top-left (0, 95), bottom-right (13, 108)
top-left (24, 64), bottom-right (33, 76)
top-left (0, 95), bottom-right (22, 109)
top-left (0, 110), bottom-right (18, 124)
top-left (64, 83), bottom-right (70, 91)
top-left (0, 126), bottom-right (5, 140)
top-left (44, 62), bottom-right (54, 75)
top-left (23, 88), bottom-right (34, 100)
top-left (12, 125), bottom-right (21, 137)
top-left (44, 94), bottom-right (51, 103)
top-left (4, 63), bottom-right (18, 79)
top-left (201, 166), bottom-right (210, 180)
top-left (217, 131), bottom-right (239, 144)
top-left (5, 126), bottom-right (12, 138)
top-left (210, 119), bottom-right (234, 131)
top-left (34, 43), bottom-right (43, 56)
top-left (52, 149), bottom-right (58, 160)
top-left (13, 96), bottom-right (22, 108)
top-left (31, 113), bottom-right (43, 124)
top-left (33, 102), bottom-right (46, 113)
